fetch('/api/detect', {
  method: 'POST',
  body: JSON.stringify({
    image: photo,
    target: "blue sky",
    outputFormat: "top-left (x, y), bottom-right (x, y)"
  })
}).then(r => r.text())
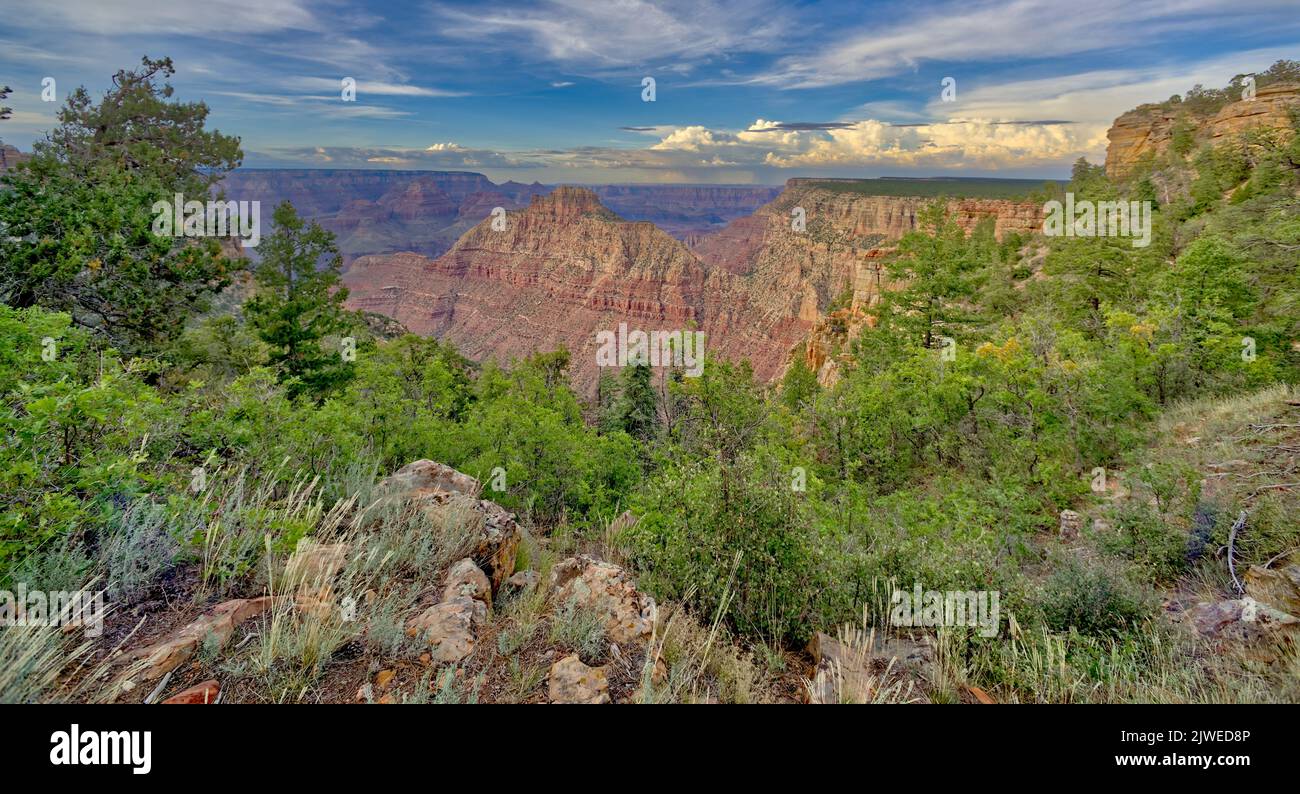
top-left (1, 0), bottom-right (1297, 183)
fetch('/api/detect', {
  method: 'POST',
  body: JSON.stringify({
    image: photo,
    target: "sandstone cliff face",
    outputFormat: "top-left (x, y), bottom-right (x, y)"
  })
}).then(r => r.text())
top-left (695, 183), bottom-right (1041, 330)
top-left (1105, 83), bottom-right (1300, 179)
top-left (344, 187), bottom-right (739, 393)
top-left (345, 182), bottom-right (1045, 394)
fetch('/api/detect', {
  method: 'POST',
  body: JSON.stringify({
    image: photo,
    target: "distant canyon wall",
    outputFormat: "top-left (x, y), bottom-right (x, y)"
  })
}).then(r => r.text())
top-left (342, 180), bottom-right (1043, 394)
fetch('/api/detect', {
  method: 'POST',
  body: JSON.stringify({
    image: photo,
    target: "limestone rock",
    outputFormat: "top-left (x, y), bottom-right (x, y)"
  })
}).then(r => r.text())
top-left (443, 558), bottom-right (492, 606)
top-left (406, 597), bottom-right (486, 663)
top-left (1059, 510), bottom-right (1083, 541)
top-left (548, 555), bottom-right (656, 645)
top-left (1188, 597), bottom-right (1300, 662)
top-left (548, 654), bottom-right (610, 704)
top-left (1105, 83), bottom-right (1300, 179)
top-left (1244, 562), bottom-right (1300, 616)
top-left (381, 459), bottom-right (480, 498)
top-left (381, 461), bottom-right (522, 592)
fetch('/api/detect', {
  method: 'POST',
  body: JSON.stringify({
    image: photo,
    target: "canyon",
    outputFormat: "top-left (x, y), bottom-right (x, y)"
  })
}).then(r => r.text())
top-left (0, 143), bottom-right (28, 173)
top-left (233, 82), bottom-right (1299, 396)
top-left (340, 179), bottom-right (1043, 393)
top-left (220, 169), bottom-right (778, 261)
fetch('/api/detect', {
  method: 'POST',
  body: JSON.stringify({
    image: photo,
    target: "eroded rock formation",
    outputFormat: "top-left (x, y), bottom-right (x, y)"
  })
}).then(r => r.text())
top-left (343, 182), bottom-right (1041, 393)
top-left (1105, 83), bottom-right (1300, 179)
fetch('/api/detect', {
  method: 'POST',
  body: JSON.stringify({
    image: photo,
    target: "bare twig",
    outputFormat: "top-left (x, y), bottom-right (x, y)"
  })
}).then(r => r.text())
top-left (1250, 482), bottom-right (1300, 496)
top-left (1228, 511), bottom-right (1247, 596)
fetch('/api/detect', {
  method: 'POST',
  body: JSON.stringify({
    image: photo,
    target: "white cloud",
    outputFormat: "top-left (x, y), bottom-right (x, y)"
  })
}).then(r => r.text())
top-left (2, 0), bottom-right (320, 35)
top-left (752, 0), bottom-right (1300, 88)
top-left (282, 77), bottom-right (466, 97)
top-left (430, 0), bottom-right (790, 71)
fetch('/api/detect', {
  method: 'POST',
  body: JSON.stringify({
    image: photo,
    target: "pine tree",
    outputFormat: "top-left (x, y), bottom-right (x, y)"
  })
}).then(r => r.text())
top-left (243, 201), bottom-right (355, 400)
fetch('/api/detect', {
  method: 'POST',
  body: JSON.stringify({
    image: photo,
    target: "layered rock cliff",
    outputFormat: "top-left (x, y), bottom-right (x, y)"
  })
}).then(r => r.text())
top-left (344, 187), bottom-right (744, 393)
top-left (344, 181), bottom-right (1044, 394)
top-left (695, 181), bottom-right (1042, 325)
top-left (1106, 83), bottom-right (1300, 179)
top-left (219, 169), bottom-right (778, 261)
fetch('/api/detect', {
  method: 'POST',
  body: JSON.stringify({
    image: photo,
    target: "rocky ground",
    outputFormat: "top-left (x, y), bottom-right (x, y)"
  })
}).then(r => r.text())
top-left (63, 391), bottom-right (1300, 704)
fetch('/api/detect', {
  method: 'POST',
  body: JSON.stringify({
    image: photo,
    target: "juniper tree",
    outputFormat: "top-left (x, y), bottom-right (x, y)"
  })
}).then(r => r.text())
top-left (0, 57), bottom-right (241, 354)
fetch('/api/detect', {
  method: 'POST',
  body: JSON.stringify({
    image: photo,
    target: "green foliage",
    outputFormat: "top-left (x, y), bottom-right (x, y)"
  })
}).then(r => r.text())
top-left (598, 363), bottom-right (659, 442)
top-left (243, 201), bottom-right (355, 400)
top-left (883, 201), bottom-right (987, 349)
top-left (1039, 557), bottom-right (1155, 638)
top-left (779, 355), bottom-right (819, 410)
top-left (0, 57), bottom-right (240, 355)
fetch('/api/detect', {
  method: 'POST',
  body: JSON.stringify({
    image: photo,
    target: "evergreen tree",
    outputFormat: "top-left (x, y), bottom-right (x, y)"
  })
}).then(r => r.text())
top-left (884, 201), bottom-right (984, 349)
top-left (243, 201), bottom-right (355, 400)
top-left (0, 57), bottom-right (241, 354)
top-left (615, 363), bottom-right (659, 441)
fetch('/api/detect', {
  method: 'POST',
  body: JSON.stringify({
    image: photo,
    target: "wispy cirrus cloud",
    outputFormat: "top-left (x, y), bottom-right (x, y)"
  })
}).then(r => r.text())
top-left (749, 0), bottom-right (1300, 88)
top-left (280, 77), bottom-right (467, 97)
top-left (428, 0), bottom-right (791, 72)
top-left (10, 0), bottom-right (322, 35)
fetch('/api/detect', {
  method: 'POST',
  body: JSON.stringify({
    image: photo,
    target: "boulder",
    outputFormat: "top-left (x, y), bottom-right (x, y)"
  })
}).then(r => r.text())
top-left (1059, 510), bottom-right (1083, 541)
top-left (443, 558), bottom-right (492, 606)
top-left (548, 654), bottom-right (610, 704)
top-left (1188, 597), bottom-right (1300, 662)
top-left (381, 459), bottom-right (480, 499)
top-left (471, 499), bottom-right (522, 591)
top-left (406, 597), bottom-right (486, 663)
top-left (161, 680), bottom-right (220, 704)
top-left (381, 461), bottom-right (522, 592)
top-left (548, 555), bottom-right (656, 645)
top-left (1244, 562), bottom-right (1300, 616)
